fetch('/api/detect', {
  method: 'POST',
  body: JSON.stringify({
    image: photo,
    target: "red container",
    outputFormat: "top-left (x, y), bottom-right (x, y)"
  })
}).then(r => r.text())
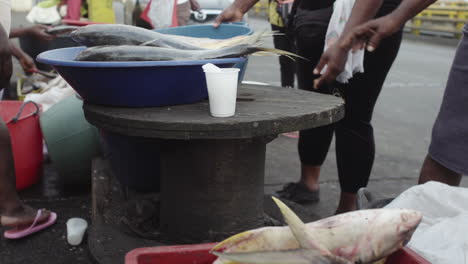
top-left (125, 243), bottom-right (430, 264)
top-left (0, 101), bottom-right (43, 190)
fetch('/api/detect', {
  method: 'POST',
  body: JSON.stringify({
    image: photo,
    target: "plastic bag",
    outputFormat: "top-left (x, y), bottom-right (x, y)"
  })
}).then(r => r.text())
top-left (322, 0), bottom-right (364, 83)
top-left (141, 0), bottom-right (178, 29)
top-left (26, 5), bottom-right (61, 24)
top-left (24, 76), bottom-right (75, 111)
top-left (385, 181), bottom-right (468, 264)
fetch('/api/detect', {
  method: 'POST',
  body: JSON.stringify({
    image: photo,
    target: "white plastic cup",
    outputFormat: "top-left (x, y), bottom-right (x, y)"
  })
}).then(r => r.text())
top-left (66, 218), bottom-right (88, 246)
top-left (204, 68), bottom-right (240, 117)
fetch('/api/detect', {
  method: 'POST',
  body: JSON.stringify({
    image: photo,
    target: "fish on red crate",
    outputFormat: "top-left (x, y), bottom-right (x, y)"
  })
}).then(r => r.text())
top-left (126, 197), bottom-right (428, 264)
top-left (125, 244), bottom-right (430, 264)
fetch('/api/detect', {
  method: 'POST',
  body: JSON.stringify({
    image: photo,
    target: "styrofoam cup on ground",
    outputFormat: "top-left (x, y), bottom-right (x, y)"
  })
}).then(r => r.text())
top-left (203, 68), bottom-right (240, 118)
top-left (66, 217), bottom-right (88, 246)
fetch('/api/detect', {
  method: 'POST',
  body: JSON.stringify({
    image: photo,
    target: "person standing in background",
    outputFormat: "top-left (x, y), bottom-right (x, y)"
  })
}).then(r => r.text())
top-left (215, 0), bottom-right (404, 214)
top-left (316, 0), bottom-right (468, 188)
top-left (177, 0), bottom-right (201, 26)
top-left (268, 0), bottom-right (295, 89)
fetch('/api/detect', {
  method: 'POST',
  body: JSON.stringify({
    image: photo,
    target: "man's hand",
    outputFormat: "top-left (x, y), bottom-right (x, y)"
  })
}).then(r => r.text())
top-left (213, 4), bottom-right (245, 27)
top-left (312, 14), bottom-right (401, 88)
top-left (19, 53), bottom-right (38, 73)
top-left (9, 41), bottom-right (38, 73)
top-left (28, 25), bottom-right (55, 41)
top-left (313, 42), bottom-right (349, 89)
top-left (341, 14), bottom-right (401, 53)
top-left (0, 26), bottom-right (12, 89)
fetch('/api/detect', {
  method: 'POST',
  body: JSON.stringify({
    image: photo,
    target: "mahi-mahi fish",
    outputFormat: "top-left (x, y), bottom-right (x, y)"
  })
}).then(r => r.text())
top-left (70, 24), bottom-right (271, 50)
top-left (75, 44), bottom-right (301, 62)
top-left (211, 197), bottom-right (422, 264)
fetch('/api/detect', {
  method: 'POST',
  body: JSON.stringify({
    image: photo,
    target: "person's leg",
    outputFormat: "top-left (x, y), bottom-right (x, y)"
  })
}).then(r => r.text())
top-left (333, 4), bottom-right (403, 214)
top-left (271, 24), bottom-right (295, 88)
top-left (419, 155), bottom-right (462, 186)
top-left (0, 117), bottom-right (49, 227)
top-left (177, 2), bottom-right (191, 26)
top-left (277, 20), bottom-right (333, 203)
top-left (419, 24), bottom-right (468, 186)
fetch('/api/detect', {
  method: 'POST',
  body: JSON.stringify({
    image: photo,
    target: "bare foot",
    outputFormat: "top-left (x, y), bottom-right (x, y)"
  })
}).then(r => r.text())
top-left (0, 205), bottom-right (51, 227)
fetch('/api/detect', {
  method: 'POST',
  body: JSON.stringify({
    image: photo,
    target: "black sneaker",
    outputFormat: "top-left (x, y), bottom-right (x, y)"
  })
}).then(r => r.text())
top-left (275, 182), bottom-right (320, 204)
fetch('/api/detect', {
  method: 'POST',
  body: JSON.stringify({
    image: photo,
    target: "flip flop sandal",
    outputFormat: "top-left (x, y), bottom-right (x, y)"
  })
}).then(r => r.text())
top-left (281, 131), bottom-right (299, 139)
top-left (4, 209), bottom-right (57, 239)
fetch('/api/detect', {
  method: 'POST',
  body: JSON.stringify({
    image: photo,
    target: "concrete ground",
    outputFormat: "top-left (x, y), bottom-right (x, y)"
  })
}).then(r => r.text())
top-left (2, 12), bottom-right (467, 264)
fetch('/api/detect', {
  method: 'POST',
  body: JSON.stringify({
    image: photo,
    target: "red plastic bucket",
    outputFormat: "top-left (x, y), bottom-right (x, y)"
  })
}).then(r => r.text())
top-left (0, 101), bottom-right (43, 190)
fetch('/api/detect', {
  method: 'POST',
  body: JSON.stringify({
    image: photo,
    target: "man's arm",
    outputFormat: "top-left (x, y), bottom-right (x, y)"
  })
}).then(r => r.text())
top-left (9, 41), bottom-right (37, 73)
top-left (314, 0), bottom-right (438, 87)
top-left (213, 0), bottom-right (260, 27)
top-left (359, 0), bottom-right (436, 51)
top-left (190, 0), bottom-right (201, 11)
top-left (312, 0), bottom-right (384, 88)
top-left (9, 25), bottom-right (54, 41)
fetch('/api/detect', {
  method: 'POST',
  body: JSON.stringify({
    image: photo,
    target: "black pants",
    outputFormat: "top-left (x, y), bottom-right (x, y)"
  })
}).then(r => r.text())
top-left (296, 1), bottom-right (403, 193)
top-left (271, 24), bottom-right (296, 87)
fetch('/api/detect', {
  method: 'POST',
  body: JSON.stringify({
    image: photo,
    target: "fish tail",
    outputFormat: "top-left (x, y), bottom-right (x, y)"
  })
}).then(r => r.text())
top-left (247, 47), bottom-right (307, 61)
top-left (244, 29), bottom-right (273, 46)
top-left (211, 230), bottom-right (256, 252)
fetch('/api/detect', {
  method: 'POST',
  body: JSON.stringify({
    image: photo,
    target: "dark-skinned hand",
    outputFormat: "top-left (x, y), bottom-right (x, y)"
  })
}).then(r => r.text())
top-left (313, 15), bottom-right (401, 88)
top-left (213, 5), bottom-right (244, 27)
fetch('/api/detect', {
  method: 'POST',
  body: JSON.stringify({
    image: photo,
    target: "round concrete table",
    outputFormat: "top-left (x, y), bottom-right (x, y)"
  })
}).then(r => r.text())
top-left (84, 84), bottom-right (344, 243)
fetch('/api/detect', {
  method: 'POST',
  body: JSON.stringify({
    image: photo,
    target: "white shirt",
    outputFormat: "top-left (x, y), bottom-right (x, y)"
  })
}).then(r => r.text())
top-left (177, 0), bottom-right (189, 5)
top-left (0, 0), bottom-right (11, 36)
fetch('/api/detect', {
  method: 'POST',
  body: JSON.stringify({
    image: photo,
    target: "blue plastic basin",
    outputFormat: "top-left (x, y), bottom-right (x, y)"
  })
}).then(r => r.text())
top-left (155, 24), bottom-right (252, 82)
top-left (37, 46), bottom-right (246, 107)
top-left (155, 24), bottom-right (253, 39)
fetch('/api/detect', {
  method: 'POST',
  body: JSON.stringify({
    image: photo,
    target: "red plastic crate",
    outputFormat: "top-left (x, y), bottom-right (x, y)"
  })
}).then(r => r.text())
top-left (125, 243), bottom-right (430, 264)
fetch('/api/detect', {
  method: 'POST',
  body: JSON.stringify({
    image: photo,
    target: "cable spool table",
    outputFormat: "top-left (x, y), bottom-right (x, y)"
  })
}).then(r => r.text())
top-left (84, 84), bottom-right (344, 243)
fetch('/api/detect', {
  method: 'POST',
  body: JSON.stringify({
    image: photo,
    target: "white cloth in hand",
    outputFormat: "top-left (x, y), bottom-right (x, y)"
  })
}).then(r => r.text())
top-left (323, 0), bottom-right (364, 83)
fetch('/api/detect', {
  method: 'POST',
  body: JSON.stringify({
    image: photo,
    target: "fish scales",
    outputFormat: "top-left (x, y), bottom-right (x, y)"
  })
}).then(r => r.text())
top-left (75, 44), bottom-right (256, 61)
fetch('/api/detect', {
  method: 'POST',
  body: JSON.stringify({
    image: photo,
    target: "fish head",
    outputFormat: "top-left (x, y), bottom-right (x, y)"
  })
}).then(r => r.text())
top-left (69, 24), bottom-right (106, 46)
top-left (361, 209), bottom-right (422, 262)
top-left (69, 27), bottom-right (89, 46)
top-left (397, 209), bottom-right (423, 245)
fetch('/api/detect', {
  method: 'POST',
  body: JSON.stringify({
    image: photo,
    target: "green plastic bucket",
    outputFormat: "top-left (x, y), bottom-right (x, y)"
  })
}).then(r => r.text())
top-left (40, 95), bottom-right (101, 185)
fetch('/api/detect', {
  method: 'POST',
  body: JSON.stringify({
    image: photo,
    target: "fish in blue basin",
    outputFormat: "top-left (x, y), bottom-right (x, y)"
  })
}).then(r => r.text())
top-left (211, 197), bottom-right (422, 264)
top-left (70, 24), bottom-right (270, 50)
top-left (75, 44), bottom-right (302, 62)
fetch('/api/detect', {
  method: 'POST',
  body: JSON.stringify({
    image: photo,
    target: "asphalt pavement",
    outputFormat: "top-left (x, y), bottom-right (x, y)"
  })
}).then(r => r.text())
top-left (2, 13), bottom-right (467, 264)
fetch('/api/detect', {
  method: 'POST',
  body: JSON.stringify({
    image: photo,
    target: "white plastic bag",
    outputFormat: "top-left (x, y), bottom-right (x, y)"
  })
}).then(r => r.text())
top-left (26, 5), bottom-right (61, 24)
top-left (323, 0), bottom-right (364, 83)
top-left (24, 76), bottom-right (75, 111)
top-left (144, 0), bottom-right (175, 29)
top-left (385, 181), bottom-right (468, 264)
